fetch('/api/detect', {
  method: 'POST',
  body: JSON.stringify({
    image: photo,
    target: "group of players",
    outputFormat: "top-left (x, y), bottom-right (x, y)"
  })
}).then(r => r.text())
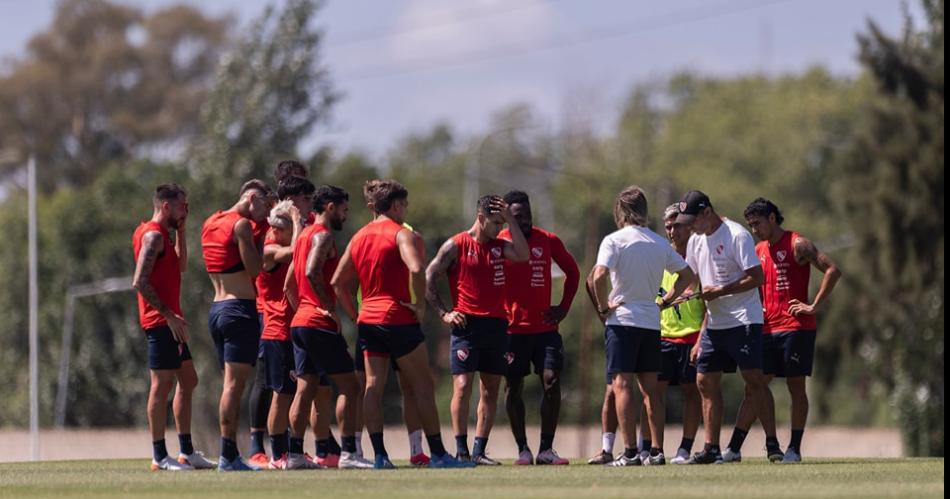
top-left (131, 160), bottom-right (839, 471)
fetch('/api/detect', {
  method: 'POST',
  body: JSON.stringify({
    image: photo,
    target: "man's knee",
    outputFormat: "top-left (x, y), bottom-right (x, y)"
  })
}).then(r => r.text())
top-left (542, 371), bottom-right (560, 392)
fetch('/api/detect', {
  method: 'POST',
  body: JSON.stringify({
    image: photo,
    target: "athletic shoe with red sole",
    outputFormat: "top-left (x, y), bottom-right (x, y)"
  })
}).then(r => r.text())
top-left (248, 452), bottom-right (270, 469)
top-left (410, 453), bottom-right (431, 467)
top-left (314, 453), bottom-right (340, 468)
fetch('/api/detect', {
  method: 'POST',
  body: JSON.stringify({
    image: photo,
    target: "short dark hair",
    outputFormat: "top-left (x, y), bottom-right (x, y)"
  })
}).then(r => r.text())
top-left (239, 179), bottom-right (273, 199)
top-left (744, 197), bottom-right (784, 225)
top-left (503, 190), bottom-right (530, 207)
top-left (313, 185), bottom-right (349, 214)
top-left (370, 179), bottom-right (408, 214)
top-left (154, 183), bottom-right (186, 204)
top-left (363, 179), bottom-right (382, 204)
top-left (274, 160), bottom-right (308, 184)
top-left (277, 175), bottom-right (316, 200)
top-left (477, 195), bottom-right (500, 216)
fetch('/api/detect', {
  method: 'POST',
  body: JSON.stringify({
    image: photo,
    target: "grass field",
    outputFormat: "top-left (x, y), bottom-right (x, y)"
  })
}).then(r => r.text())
top-left (0, 458), bottom-right (943, 499)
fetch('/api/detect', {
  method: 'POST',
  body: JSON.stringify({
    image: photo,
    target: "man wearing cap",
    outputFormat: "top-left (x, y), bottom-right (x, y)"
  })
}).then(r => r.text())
top-left (676, 190), bottom-right (783, 465)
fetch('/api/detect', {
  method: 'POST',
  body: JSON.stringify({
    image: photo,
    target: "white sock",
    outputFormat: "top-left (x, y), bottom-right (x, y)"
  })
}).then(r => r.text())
top-left (409, 429), bottom-right (424, 456)
top-left (354, 432), bottom-right (363, 457)
top-left (603, 432), bottom-right (616, 453)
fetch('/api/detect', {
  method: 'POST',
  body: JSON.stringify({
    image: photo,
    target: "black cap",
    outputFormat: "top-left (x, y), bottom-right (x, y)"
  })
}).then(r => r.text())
top-left (675, 190), bottom-right (712, 224)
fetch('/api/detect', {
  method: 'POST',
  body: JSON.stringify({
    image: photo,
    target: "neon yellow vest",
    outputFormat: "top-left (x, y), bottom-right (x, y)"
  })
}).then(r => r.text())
top-left (659, 270), bottom-right (704, 338)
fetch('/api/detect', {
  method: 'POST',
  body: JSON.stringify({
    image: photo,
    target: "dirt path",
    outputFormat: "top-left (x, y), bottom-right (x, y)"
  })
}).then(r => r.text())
top-left (0, 426), bottom-right (901, 463)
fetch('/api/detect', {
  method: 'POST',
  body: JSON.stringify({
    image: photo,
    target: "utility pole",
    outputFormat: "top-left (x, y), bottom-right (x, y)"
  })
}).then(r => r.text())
top-left (28, 155), bottom-right (39, 461)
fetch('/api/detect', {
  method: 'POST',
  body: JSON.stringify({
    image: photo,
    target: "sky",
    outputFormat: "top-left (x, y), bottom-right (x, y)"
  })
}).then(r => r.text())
top-left (0, 0), bottom-right (911, 158)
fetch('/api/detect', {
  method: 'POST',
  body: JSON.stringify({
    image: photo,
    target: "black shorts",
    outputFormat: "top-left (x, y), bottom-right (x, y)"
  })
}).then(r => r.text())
top-left (208, 299), bottom-right (260, 369)
top-left (146, 326), bottom-right (192, 370)
top-left (357, 323), bottom-right (425, 366)
top-left (505, 331), bottom-right (564, 379)
top-left (697, 324), bottom-right (764, 374)
top-left (604, 325), bottom-right (661, 379)
top-left (353, 341), bottom-right (401, 373)
top-left (450, 316), bottom-right (508, 375)
top-left (763, 330), bottom-right (817, 378)
top-left (658, 340), bottom-right (697, 386)
top-left (291, 327), bottom-right (354, 377)
top-left (261, 339), bottom-right (297, 394)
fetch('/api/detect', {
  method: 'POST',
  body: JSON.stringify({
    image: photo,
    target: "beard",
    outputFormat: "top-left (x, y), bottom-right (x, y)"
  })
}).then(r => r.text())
top-left (331, 217), bottom-right (344, 231)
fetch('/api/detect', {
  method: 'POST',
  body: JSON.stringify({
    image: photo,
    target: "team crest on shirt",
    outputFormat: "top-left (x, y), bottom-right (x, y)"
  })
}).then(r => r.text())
top-left (457, 349), bottom-right (470, 362)
top-left (716, 244), bottom-right (725, 255)
top-left (776, 250), bottom-right (787, 262)
top-left (505, 352), bottom-right (515, 365)
top-left (491, 247), bottom-right (503, 258)
top-left (532, 247), bottom-right (543, 259)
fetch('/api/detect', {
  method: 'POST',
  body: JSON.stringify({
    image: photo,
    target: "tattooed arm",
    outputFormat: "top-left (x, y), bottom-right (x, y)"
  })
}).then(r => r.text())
top-left (425, 238), bottom-right (465, 329)
top-left (133, 231), bottom-right (188, 342)
top-left (306, 231), bottom-right (340, 330)
top-left (790, 236), bottom-right (842, 316)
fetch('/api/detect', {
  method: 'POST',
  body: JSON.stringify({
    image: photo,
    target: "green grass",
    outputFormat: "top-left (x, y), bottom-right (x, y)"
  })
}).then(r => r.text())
top-left (0, 458), bottom-right (943, 499)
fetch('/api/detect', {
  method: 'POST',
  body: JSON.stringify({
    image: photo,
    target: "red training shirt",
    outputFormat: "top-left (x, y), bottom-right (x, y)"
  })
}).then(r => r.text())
top-left (290, 223), bottom-right (339, 331)
top-left (132, 221), bottom-right (182, 330)
top-left (349, 218), bottom-right (417, 326)
top-left (758, 230), bottom-right (817, 333)
top-left (448, 231), bottom-right (507, 319)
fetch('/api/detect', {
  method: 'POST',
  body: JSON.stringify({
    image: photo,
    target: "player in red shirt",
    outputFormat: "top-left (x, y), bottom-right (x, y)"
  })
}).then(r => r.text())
top-left (200, 179), bottom-right (273, 471)
top-left (284, 185), bottom-right (373, 469)
top-left (133, 183), bottom-right (213, 471)
top-left (426, 195), bottom-right (530, 465)
top-left (333, 179), bottom-right (474, 469)
top-left (725, 198), bottom-right (841, 463)
top-left (498, 191), bottom-right (580, 466)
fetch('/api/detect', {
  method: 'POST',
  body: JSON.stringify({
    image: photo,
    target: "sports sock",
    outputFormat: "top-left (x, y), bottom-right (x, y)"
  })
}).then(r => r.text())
top-left (249, 430), bottom-right (266, 456)
top-left (603, 432), bottom-right (616, 453)
top-left (370, 432), bottom-right (388, 458)
top-left (354, 431), bottom-right (364, 456)
top-left (289, 437), bottom-right (304, 455)
top-left (342, 435), bottom-right (357, 454)
top-left (472, 437), bottom-right (489, 457)
top-left (623, 447), bottom-right (639, 459)
top-left (539, 433), bottom-right (555, 452)
top-left (789, 429), bottom-right (804, 451)
top-left (178, 434), bottom-right (194, 456)
top-left (641, 439), bottom-right (652, 454)
top-left (455, 434), bottom-right (470, 456)
top-left (727, 428), bottom-right (748, 452)
top-left (516, 437), bottom-right (529, 453)
top-left (153, 439), bottom-right (169, 462)
top-left (221, 437), bottom-right (239, 462)
top-left (703, 443), bottom-right (721, 454)
top-left (316, 439), bottom-right (330, 458)
top-left (328, 431), bottom-right (342, 455)
top-left (270, 434), bottom-right (287, 458)
top-left (766, 436), bottom-right (782, 452)
top-left (650, 447), bottom-right (661, 457)
top-left (409, 429), bottom-right (424, 456)
top-left (679, 438), bottom-right (695, 454)
top-left (426, 434), bottom-right (448, 458)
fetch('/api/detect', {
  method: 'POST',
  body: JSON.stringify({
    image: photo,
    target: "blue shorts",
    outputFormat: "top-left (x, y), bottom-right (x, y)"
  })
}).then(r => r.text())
top-left (763, 330), bottom-right (817, 378)
top-left (697, 324), bottom-right (764, 374)
top-left (505, 331), bottom-right (564, 379)
top-left (605, 326), bottom-right (661, 379)
top-left (658, 340), bottom-right (697, 386)
top-left (261, 339), bottom-right (297, 394)
top-left (291, 327), bottom-right (354, 377)
top-left (450, 316), bottom-right (508, 375)
top-left (356, 324), bottom-right (424, 370)
top-left (146, 326), bottom-right (192, 370)
top-left (208, 299), bottom-right (260, 369)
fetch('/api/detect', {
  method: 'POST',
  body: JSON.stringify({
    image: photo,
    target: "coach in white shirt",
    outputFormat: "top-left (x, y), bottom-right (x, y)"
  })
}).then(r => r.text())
top-left (675, 190), bottom-right (781, 465)
top-left (588, 186), bottom-right (695, 467)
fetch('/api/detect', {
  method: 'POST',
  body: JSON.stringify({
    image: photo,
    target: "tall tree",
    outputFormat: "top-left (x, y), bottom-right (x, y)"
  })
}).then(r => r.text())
top-left (834, 0), bottom-right (944, 456)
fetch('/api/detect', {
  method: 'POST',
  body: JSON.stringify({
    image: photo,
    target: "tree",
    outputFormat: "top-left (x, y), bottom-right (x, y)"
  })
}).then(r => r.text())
top-left (0, 0), bottom-right (230, 191)
top-left (833, 0), bottom-right (944, 456)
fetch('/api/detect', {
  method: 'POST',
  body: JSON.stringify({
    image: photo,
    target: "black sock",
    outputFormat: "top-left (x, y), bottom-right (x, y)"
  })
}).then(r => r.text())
top-left (249, 430), bottom-right (266, 456)
top-left (789, 429), bottom-right (804, 451)
top-left (679, 438), bottom-right (695, 454)
top-left (624, 447), bottom-right (639, 459)
top-left (328, 431), bottom-right (342, 455)
top-left (472, 437), bottom-right (488, 457)
top-left (704, 443), bottom-right (720, 454)
top-left (316, 439), bottom-right (330, 458)
top-left (342, 436), bottom-right (357, 454)
top-left (766, 436), bottom-right (782, 451)
top-left (289, 437), bottom-right (304, 455)
top-left (370, 432), bottom-right (388, 458)
top-left (270, 434), bottom-right (287, 458)
top-left (221, 438), bottom-right (239, 462)
top-left (539, 433), bottom-right (555, 452)
top-left (178, 434), bottom-right (194, 456)
top-left (641, 439), bottom-right (652, 454)
top-left (727, 428), bottom-right (748, 452)
top-left (426, 434), bottom-right (448, 458)
top-left (515, 436), bottom-right (529, 453)
top-left (152, 439), bottom-right (169, 462)
top-left (455, 434), bottom-right (469, 456)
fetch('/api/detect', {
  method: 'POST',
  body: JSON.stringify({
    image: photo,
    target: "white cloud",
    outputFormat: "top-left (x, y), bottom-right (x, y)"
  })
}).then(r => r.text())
top-left (387, 0), bottom-right (557, 68)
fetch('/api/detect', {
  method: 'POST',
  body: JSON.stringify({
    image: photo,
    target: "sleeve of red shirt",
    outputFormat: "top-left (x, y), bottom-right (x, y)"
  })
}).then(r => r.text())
top-left (550, 234), bottom-right (580, 311)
